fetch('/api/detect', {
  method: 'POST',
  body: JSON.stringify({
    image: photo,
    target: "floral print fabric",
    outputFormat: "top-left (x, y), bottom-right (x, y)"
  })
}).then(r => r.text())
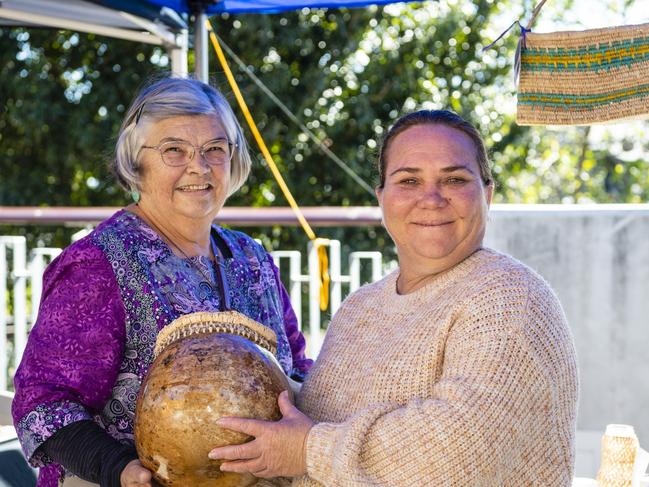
top-left (11, 210), bottom-right (311, 486)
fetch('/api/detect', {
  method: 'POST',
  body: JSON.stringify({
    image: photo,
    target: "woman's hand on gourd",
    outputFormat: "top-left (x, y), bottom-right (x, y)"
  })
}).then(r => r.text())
top-left (208, 390), bottom-right (314, 478)
top-left (121, 459), bottom-right (154, 487)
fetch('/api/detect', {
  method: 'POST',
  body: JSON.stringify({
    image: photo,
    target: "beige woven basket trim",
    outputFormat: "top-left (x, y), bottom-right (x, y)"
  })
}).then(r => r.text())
top-left (600, 436), bottom-right (638, 463)
top-left (517, 97), bottom-right (649, 125)
top-left (526, 22), bottom-right (649, 49)
top-left (155, 311), bottom-right (278, 358)
top-left (517, 107), bottom-right (649, 126)
top-left (518, 95), bottom-right (649, 116)
top-left (597, 435), bottom-right (637, 485)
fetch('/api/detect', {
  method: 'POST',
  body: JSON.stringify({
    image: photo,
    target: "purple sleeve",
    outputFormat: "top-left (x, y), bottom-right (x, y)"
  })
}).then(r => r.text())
top-left (11, 238), bottom-right (126, 465)
top-left (271, 263), bottom-right (313, 380)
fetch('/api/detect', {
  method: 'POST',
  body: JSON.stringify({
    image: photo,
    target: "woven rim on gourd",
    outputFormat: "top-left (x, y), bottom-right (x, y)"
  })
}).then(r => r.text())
top-left (154, 311), bottom-right (278, 358)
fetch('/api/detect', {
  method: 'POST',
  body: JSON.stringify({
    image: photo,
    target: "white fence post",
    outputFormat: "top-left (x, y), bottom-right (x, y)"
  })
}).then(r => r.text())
top-left (349, 251), bottom-right (383, 293)
top-left (1, 239), bottom-right (62, 390)
top-left (305, 240), bottom-right (384, 357)
top-left (0, 237), bottom-right (29, 388)
top-left (11, 238), bottom-right (27, 375)
top-left (271, 250), bottom-right (306, 330)
top-left (28, 248), bottom-right (62, 323)
top-left (327, 240), bottom-right (346, 315)
top-left (307, 240), bottom-right (325, 357)
top-left (0, 242), bottom-right (8, 391)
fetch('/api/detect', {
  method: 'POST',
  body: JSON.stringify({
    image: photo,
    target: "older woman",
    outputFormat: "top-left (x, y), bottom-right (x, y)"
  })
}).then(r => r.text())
top-left (12, 77), bottom-right (312, 487)
top-left (210, 110), bottom-right (579, 486)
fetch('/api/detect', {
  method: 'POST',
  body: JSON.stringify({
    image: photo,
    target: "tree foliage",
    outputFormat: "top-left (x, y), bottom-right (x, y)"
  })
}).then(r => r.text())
top-left (1, 0), bottom-right (648, 253)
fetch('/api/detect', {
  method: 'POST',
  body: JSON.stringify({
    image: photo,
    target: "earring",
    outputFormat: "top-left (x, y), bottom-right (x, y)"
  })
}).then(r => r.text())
top-left (131, 189), bottom-right (140, 203)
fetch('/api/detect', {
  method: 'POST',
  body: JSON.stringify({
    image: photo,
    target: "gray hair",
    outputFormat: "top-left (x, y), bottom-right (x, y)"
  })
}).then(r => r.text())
top-left (112, 77), bottom-right (251, 197)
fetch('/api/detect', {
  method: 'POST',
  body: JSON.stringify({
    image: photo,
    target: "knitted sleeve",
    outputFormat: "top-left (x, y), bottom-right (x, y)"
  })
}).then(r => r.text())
top-left (304, 274), bottom-right (577, 486)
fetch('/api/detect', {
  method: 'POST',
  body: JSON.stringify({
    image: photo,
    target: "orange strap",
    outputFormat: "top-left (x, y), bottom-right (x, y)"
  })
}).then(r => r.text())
top-left (206, 19), bottom-right (330, 310)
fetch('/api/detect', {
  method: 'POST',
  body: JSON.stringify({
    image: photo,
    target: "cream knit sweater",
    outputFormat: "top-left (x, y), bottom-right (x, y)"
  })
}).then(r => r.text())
top-left (294, 248), bottom-right (579, 487)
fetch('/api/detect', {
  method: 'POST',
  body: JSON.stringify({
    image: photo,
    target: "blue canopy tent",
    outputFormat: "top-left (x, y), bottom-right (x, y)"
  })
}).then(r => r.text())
top-left (95, 0), bottom-right (404, 15)
top-left (0, 0), bottom-right (408, 80)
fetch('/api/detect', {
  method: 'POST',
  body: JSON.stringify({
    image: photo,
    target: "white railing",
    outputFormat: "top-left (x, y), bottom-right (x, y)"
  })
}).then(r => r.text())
top-left (0, 236), bottom-right (61, 390)
top-left (0, 235), bottom-right (384, 389)
top-left (4, 205), bottom-right (649, 478)
top-left (271, 239), bottom-right (384, 356)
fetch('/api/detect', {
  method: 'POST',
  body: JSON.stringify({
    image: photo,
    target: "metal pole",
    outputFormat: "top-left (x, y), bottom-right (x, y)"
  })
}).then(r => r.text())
top-left (11, 238), bottom-right (27, 375)
top-left (0, 206), bottom-right (384, 227)
top-left (0, 7), bottom-right (166, 46)
top-left (307, 241), bottom-right (321, 358)
top-left (169, 29), bottom-right (189, 78)
top-left (194, 11), bottom-right (208, 82)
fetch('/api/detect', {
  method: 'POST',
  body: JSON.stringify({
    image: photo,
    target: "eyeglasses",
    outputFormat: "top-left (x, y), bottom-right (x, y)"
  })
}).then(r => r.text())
top-left (140, 138), bottom-right (236, 167)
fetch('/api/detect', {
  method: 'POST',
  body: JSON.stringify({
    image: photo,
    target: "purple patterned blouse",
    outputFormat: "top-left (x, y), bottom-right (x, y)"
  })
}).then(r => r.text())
top-left (11, 210), bottom-right (312, 486)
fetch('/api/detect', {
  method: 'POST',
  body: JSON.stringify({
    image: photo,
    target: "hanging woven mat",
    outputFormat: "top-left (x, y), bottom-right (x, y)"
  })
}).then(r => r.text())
top-left (517, 22), bottom-right (649, 125)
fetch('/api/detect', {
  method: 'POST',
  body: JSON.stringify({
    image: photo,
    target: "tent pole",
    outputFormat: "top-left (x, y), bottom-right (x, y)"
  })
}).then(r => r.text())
top-left (0, 7), bottom-right (165, 46)
top-left (194, 10), bottom-right (208, 82)
top-left (169, 29), bottom-right (189, 78)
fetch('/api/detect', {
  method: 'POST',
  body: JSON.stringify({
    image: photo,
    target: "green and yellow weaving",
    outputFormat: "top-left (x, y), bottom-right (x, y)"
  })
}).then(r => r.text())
top-left (517, 22), bottom-right (649, 125)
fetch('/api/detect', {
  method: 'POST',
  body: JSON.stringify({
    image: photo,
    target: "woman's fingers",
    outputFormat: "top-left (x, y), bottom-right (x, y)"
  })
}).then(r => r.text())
top-left (209, 440), bottom-right (260, 461)
top-left (216, 416), bottom-right (264, 436)
top-left (219, 459), bottom-right (272, 478)
top-left (208, 390), bottom-right (314, 478)
top-left (209, 416), bottom-right (271, 460)
top-left (121, 459), bottom-right (153, 487)
top-left (278, 390), bottom-right (297, 416)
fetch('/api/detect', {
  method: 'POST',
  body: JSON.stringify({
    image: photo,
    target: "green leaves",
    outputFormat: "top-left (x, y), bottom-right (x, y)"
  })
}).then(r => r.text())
top-left (1, 0), bottom-right (648, 254)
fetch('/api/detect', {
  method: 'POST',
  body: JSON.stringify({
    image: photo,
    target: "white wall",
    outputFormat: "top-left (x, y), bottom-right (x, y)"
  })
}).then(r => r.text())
top-left (485, 205), bottom-right (649, 474)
